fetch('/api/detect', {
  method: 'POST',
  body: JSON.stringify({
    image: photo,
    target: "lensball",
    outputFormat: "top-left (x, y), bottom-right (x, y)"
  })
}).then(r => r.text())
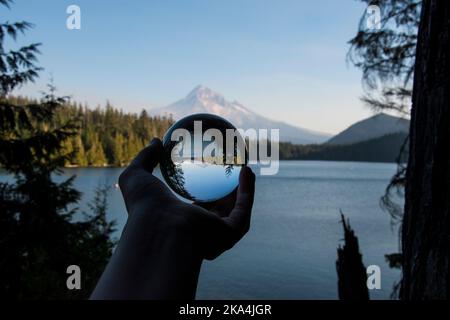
top-left (160, 113), bottom-right (247, 202)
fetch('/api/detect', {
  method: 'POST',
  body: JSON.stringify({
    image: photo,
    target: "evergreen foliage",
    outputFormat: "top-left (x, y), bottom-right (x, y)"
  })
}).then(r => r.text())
top-left (0, 0), bottom-right (116, 299)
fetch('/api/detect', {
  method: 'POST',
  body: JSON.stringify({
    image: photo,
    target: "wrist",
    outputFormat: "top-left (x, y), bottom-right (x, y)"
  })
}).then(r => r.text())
top-left (103, 208), bottom-right (203, 299)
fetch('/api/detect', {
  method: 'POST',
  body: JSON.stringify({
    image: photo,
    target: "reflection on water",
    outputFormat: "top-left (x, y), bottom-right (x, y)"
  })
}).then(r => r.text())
top-left (175, 160), bottom-right (241, 202)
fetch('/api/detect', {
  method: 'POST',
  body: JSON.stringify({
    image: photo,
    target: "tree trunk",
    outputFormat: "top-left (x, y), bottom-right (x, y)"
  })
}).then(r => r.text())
top-left (402, 0), bottom-right (450, 299)
top-left (336, 214), bottom-right (369, 300)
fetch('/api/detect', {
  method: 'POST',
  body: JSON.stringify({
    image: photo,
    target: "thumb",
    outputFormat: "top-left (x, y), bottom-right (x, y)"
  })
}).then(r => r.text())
top-left (225, 166), bottom-right (256, 233)
top-left (128, 138), bottom-right (163, 173)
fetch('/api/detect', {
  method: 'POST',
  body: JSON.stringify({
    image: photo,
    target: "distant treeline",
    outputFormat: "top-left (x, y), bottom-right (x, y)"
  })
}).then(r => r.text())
top-left (6, 96), bottom-right (174, 167)
top-left (280, 132), bottom-right (408, 163)
top-left (6, 96), bottom-right (408, 166)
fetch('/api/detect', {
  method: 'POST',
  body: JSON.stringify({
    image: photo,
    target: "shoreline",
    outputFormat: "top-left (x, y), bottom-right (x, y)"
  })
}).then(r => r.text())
top-left (61, 158), bottom-right (402, 169)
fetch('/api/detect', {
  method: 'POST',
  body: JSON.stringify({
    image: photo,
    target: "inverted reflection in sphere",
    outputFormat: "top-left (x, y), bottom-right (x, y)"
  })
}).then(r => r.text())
top-left (160, 114), bottom-right (247, 202)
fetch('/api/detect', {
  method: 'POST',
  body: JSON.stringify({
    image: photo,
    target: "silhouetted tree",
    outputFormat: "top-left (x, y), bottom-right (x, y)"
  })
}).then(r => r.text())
top-left (160, 140), bottom-right (193, 200)
top-left (350, 0), bottom-right (450, 300)
top-left (349, 1), bottom-right (421, 221)
top-left (336, 213), bottom-right (369, 300)
top-left (348, 0), bottom-right (421, 297)
top-left (0, 0), bottom-right (115, 299)
top-left (401, 0), bottom-right (450, 300)
top-left (349, 0), bottom-right (420, 115)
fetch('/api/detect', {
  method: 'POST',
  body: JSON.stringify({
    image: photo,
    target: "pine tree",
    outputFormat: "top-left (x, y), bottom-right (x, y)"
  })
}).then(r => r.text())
top-left (72, 135), bottom-right (87, 166)
top-left (86, 132), bottom-right (107, 166)
top-left (61, 136), bottom-right (75, 166)
top-left (124, 131), bottom-right (143, 164)
top-left (0, 0), bottom-right (115, 299)
top-left (112, 132), bottom-right (125, 166)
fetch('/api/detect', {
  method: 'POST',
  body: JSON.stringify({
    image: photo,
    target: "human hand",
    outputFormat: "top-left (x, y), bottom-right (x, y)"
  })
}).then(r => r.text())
top-left (92, 138), bottom-right (255, 299)
top-left (118, 138), bottom-right (256, 260)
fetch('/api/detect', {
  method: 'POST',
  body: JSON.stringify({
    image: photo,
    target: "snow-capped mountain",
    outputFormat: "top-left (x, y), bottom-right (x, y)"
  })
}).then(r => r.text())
top-left (149, 85), bottom-right (331, 144)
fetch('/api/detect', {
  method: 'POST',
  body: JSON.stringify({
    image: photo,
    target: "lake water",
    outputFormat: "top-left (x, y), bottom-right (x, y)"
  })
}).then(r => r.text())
top-left (2, 161), bottom-right (402, 299)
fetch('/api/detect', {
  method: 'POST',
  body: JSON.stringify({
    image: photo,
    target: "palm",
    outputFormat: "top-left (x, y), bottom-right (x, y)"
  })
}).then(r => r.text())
top-left (118, 138), bottom-right (255, 260)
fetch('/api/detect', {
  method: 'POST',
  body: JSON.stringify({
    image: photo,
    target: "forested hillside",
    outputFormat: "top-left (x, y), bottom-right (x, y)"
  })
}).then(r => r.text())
top-left (5, 96), bottom-right (406, 166)
top-left (6, 96), bottom-right (173, 166)
top-left (280, 132), bottom-right (408, 163)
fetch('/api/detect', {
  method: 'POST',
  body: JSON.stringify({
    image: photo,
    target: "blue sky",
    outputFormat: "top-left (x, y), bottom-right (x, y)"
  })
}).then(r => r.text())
top-left (4, 0), bottom-right (372, 134)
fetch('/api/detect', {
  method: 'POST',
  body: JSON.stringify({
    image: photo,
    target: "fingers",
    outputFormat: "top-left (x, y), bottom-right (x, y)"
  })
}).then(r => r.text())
top-left (128, 138), bottom-right (163, 173)
top-left (202, 166), bottom-right (255, 259)
top-left (193, 189), bottom-right (237, 217)
top-left (224, 166), bottom-right (256, 234)
top-left (192, 167), bottom-right (255, 260)
top-left (118, 137), bottom-right (175, 208)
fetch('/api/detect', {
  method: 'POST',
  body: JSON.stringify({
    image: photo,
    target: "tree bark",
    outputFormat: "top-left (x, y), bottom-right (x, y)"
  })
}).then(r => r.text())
top-left (402, 0), bottom-right (450, 300)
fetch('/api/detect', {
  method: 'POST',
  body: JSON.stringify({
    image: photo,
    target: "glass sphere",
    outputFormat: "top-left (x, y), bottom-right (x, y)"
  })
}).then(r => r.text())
top-left (160, 113), bottom-right (247, 202)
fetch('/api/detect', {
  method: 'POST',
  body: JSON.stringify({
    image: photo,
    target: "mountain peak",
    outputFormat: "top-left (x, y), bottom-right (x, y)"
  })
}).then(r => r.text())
top-left (187, 85), bottom-right (222, 101)
top-left (149, 85), bottom-right (332, 144)
top-left (191, 84), bottom-right (209, 92)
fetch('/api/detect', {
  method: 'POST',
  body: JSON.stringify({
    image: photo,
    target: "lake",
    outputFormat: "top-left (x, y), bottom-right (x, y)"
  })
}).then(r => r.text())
top-left (2, 160), bottom-right (402, 299)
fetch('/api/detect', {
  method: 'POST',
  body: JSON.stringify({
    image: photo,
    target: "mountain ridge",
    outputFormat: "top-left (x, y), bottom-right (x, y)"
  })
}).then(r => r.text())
top-left (280, 132), bottom-right (408, 163)
top-left (149, 85), bottom-right (332, 144)
top-left (326, 113), bottom-right (410, 145)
